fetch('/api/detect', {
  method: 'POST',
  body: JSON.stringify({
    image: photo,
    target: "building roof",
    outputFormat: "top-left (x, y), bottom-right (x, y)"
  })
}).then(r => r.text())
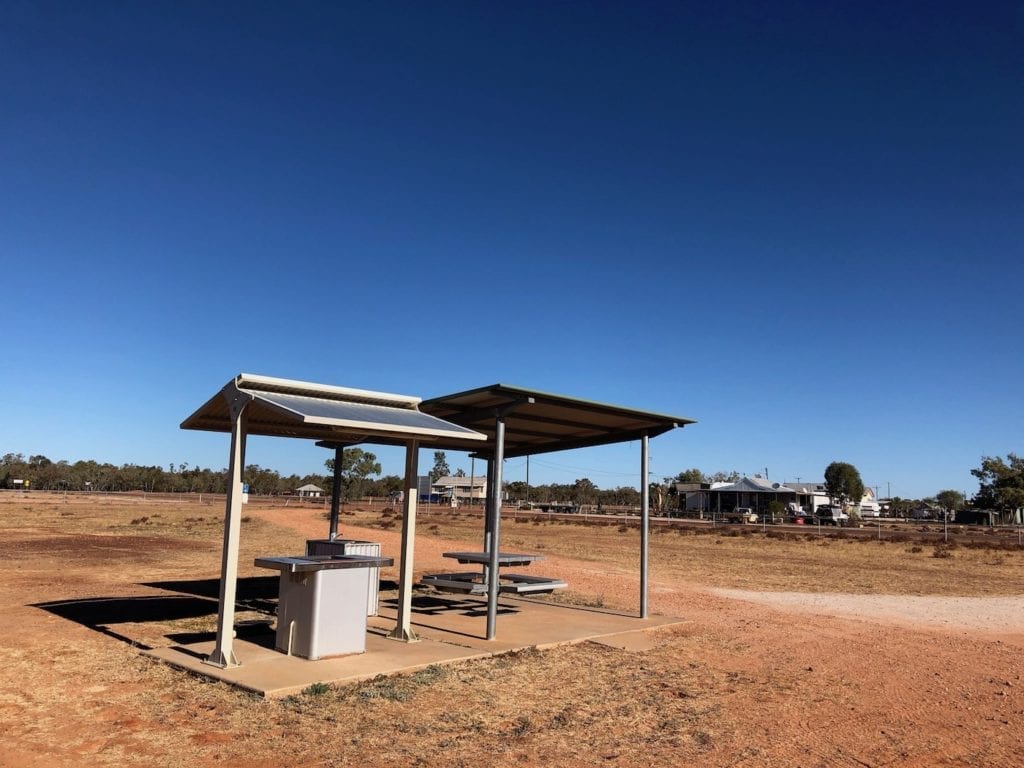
top-left (296, 483), bottom-right (323, 493)
top-left (713, 477), bottom-right (796, 494)
top-left (181, 373), bottom-right (487, 447)
top-left (420, 383), bottom-right (695, 459)
top-left (433, 475), bottom-right (486, 487)
top-left (783, 482), bottom-right (826, 494)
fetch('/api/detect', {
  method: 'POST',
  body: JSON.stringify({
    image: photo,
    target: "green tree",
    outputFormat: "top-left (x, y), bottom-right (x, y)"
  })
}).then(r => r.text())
top-left (505, 480), bottom-right (528, 500)
top-left (325, 448), bottom-right (382, 500)
top-left (824, 461), bottom-right (865, 510)
top-left (971, 454), bottom-right (1024, 511)
top-left (935, 489), bottom-right (965, 515)
top-left (429, 451), bottom-right (450, 482)
top-left (570, 478), bottom-right (598, 506)
top-left (667, 468), bottom-right (706, 485)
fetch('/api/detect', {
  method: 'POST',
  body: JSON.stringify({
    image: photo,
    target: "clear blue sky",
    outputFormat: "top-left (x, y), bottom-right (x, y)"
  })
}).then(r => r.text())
top-left (2, 1), bottom-right (1021, 499)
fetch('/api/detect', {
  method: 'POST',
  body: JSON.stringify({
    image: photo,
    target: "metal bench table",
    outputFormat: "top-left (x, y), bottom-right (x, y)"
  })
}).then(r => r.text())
top-left (442, 551), bottom-right (544, 567)
top-left (421, 551), bottom-right (566, 595)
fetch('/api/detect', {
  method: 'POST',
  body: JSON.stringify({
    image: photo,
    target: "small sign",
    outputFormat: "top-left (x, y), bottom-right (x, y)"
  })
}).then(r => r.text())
top-left (242, 483), bottom-right (249, 504)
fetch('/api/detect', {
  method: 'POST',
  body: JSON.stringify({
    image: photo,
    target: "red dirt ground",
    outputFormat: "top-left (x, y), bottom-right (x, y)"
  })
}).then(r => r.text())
top-left (0, 496), bottom-right (1021, 766)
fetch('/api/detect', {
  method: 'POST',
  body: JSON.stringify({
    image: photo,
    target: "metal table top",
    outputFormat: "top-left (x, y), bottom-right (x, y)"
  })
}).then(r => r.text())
top-left (254, 554), bottom-right (394, 573)
top-left (442, 551), bottom-right (544, 566)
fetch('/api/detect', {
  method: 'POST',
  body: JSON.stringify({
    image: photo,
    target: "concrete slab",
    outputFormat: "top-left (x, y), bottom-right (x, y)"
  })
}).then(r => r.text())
top-left (145, 593), bottom-right (683, 698)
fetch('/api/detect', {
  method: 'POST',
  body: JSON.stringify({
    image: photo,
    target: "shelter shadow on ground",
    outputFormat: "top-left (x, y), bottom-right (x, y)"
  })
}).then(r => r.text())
top-left (32, 576), bottom-right (282, 650)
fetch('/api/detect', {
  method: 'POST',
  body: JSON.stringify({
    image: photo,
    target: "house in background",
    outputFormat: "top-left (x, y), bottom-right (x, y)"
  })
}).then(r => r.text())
top-left (678, 476), bottom-right (802, 518)
top-left (677, 478), bottom-right (879, 518)
top-left (296, 483), bottom-right (324, 498)
top-left (857, 487), bottom-right (881, 517)
top-left (429, 475), bottom-right (488, 506)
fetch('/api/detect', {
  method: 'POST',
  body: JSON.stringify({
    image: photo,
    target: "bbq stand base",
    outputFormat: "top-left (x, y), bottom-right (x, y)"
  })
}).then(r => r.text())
top-left (255, 555), bottom-right (394, 660)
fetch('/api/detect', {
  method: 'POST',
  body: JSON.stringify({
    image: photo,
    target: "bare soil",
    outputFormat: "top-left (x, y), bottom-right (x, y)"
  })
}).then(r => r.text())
top-left (1, 493), bottom-right (1022, 767)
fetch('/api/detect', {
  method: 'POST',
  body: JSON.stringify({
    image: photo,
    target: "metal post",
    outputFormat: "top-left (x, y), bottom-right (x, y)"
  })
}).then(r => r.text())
top-left (483, 460), bottom-right (495, 550)
top-left (640, 433), bottom-right (650, 619)
top-left (486, 418), bottom-right (506, 640)
top-left (207, 400), bottom-right (248, 668)
top-left (329, 445), bottom-right (344, 540)
top-left (389, 439), bottom-right (420, 642)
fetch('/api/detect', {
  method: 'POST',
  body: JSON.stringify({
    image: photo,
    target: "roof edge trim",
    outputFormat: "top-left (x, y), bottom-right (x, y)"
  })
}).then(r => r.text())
top-left (235, 373), bottom-right (421, 409)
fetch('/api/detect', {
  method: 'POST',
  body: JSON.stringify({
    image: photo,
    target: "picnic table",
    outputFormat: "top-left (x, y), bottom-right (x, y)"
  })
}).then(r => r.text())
top-left (419, 551), bottom-right (567, 596)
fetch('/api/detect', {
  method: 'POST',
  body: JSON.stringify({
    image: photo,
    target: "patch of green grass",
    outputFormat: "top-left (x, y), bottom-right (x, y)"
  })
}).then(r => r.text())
top-left (355, 665), bottom-right (449, 702)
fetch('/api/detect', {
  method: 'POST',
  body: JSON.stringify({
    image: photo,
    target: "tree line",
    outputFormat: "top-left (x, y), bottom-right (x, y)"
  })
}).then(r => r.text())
top-left (0, 452), bottom-right (325, 496)
top-left (4, 450), bottom-right (1021, 513)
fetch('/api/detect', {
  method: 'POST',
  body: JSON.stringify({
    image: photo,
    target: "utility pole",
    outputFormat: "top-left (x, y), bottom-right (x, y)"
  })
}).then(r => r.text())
top-left (526, 455), bottom-right (530, 505)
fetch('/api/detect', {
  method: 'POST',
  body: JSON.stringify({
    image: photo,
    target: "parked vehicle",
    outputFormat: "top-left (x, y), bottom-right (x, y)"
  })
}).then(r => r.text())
top-left (722, 507), bottom-right (758, 524)
top-left (814, 505), bottom-right (849, 526)
top-left (858, 502), bottom-right (881, 518)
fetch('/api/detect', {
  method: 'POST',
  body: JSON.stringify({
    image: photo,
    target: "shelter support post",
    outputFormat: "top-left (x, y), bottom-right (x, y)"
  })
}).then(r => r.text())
top-left (482, 459), bottom-right (494, 584)
top-left (329, 445), bottom-right (345, 540)
top-left (486, 419), bottom-right (506, 640)
top-left (206, 396), bottom-right (250, 668)
top-left (389, 439), bottom-right (420, 642)
top-left (640, 432), bottom-right (649, 619)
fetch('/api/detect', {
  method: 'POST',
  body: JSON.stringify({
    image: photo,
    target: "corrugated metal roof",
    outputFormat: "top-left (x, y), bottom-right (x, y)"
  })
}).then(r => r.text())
top-left (713, 477), bottom-right (794, 493)
top-left (181, 373), bottom-right (487, 446)
top-left (420, 383), bottom-right (695, 459)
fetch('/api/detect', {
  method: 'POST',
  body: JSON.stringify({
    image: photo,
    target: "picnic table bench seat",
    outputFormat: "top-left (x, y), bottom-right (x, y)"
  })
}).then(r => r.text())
top-left (419, 571), bottom-right (567, 595)
top-left (419, 572), bottom-right (489, 594)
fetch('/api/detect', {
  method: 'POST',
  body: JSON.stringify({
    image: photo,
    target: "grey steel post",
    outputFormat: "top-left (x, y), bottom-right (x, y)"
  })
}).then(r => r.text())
top-left (207, 395), bottom-right (249, 668)
top-left (486, 418), bottom-right (506, 640)
top-left (389, 439), bottom-right (420, 642)
top-left (483, 459), bottom-right (495, 554)
top-left (329, 445), bottom-right (344, 540)
top-left (640, 432), bottom-right (650, 619)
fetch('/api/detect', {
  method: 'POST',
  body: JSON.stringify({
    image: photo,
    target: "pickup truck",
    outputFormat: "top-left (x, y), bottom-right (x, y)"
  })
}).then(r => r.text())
top-left (722, 507), bottom-right (758, 524)
top-left (814, 505), bottom-right (849, 526)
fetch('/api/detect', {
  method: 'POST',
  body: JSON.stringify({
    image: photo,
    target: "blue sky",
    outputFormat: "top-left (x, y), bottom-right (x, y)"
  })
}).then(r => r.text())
top-left (2, 1), bottom-right (1021, 499)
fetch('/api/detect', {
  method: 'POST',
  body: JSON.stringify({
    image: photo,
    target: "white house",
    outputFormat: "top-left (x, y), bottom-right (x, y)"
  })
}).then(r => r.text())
top-left (431, 475), bottom-right (487, 505)
top-left (296, 483), bottom-right (324, 498)
top-left (678, 478), bottom-right (881, 517)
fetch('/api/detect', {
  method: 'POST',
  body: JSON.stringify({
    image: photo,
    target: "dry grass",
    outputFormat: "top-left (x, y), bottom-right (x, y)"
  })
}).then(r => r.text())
top-left (2, 494), bottom-right (1023, 768)
top-left (359, 506), bottom-right (1024, 597)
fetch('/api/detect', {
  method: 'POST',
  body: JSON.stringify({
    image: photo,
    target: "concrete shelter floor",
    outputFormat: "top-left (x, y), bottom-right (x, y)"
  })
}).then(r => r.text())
top-left (146, 591), bottom-right (684, 698)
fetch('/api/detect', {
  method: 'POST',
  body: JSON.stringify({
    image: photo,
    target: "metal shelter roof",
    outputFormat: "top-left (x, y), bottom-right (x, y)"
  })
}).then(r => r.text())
top-left (420, 383), bottom-right (696, 458)
top-left (181, 373), bottom-right (487, 446)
